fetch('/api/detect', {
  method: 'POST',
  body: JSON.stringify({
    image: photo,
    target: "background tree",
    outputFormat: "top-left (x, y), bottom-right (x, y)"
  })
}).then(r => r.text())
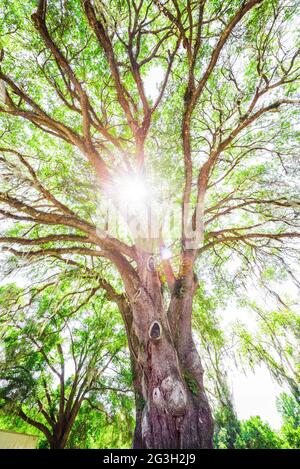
top-left (65, 397), bottom-right (134, 449)
top-left (234, 305), bottom-right (300, 402)
top-left (235, 416), bottom-right (283, 449)
top-left (0, 0), bottom-right (299, 448)
top-left (212, 392), bottom-right (300, 449)
top-left (0, 283), bottom-right (131, 449)
top-left (276, 392), bottom-right (300, 448)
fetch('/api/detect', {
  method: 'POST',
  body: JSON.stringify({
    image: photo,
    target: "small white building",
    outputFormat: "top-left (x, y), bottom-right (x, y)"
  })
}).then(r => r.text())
top-left (0, 429), bottom-right (38, 449)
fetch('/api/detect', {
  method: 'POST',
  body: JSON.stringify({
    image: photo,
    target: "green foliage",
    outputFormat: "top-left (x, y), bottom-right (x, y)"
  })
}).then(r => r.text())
top-left (214, 392), bottom-right (300, 449)
top-left (0, 281), bottom-right (134, 448)
top-left (277, 393), bottom-right (300, 448)
top-left (0, 408), bottom-right (48, 448)
top-left (214, 405), bottom-right (241, 449)
top-left (183, 369), bottom-right (199, 396)
top-left (135, 393), bottom-right (145, 412)
top-left (235, 416), bottom-right (283, 449)
top-left (66, 401), bottom-right (134, 449)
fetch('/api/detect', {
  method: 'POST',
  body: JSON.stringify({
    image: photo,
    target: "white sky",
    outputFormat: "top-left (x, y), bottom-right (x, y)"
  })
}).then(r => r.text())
top-left (220, 270), bottom-right (299, 430)
top-left (221, 300), bottom-right (287, 429)
top-left (231, 365), bottom-right (285, 429)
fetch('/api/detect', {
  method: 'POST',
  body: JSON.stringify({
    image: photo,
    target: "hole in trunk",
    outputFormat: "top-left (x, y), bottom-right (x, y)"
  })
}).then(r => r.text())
top-left (149, 321), bottom-right (161, 340)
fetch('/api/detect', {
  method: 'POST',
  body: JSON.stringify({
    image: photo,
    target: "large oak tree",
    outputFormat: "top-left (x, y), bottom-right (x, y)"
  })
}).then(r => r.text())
top-left (0, 0), bottom-right (299, 448)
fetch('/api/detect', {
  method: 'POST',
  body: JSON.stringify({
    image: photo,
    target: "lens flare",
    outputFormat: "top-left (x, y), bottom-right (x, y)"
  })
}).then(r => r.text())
top-left (160, 247), bottom-right (172, 260)
top-left (117, 173), bottom-right (149, 211)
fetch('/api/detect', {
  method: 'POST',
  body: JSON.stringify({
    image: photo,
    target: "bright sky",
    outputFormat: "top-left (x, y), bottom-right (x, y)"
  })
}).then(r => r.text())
top-left (231, 365), bottom-right (285, 429)
top-left (221, 300), bottom-right (287, 430)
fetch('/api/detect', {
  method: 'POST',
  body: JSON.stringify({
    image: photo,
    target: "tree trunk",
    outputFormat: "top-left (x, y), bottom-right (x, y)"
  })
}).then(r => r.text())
top-left (50, 437), bottom-right (67, 449)
top-left (129, 253), bottom-right (214, 449)
top-left (132, 339), bottom-right (213, 449)
top-left (50, 424), bottom-right (73, 449)
top-left (50, 406), bottom-right (81, 449)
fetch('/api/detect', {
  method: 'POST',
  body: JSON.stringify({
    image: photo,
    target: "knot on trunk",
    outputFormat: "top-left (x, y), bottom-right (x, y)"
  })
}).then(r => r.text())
top-left (152, 387), bottom-right (163, 408)
top-left (161, 376), bottom-right (187, 416)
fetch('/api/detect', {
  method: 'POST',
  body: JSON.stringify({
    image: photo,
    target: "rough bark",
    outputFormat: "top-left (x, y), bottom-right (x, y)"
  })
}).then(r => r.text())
top-left (50, 438), bottom-right (66, 449)
top-left (49, 400), bottom-right (83, 449)
top-left (128, 251), bottom-right (213, 449)
top-left (48, 424), bottom-right (71, 449)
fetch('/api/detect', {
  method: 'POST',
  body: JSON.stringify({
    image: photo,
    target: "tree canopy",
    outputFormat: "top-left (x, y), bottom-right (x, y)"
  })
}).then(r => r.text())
top-left (0, 281), bottom-right (132, 448)
top-left (0, 0), bottom-right (299, 449)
